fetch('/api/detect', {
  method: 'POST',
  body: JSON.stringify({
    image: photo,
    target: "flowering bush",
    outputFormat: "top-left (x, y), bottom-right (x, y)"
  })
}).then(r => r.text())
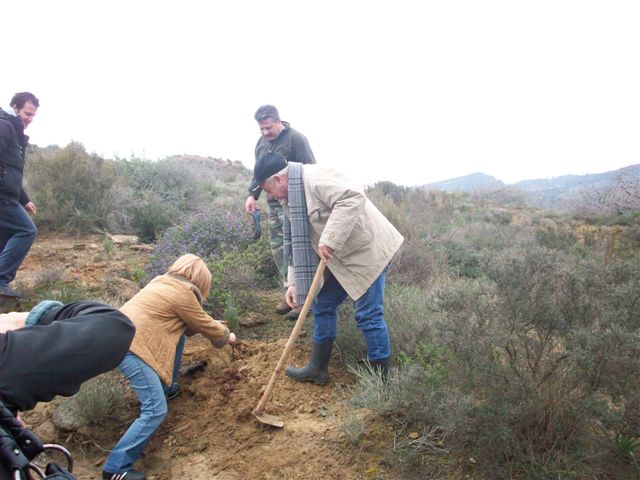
top-left (146, 212), bottom-right (252, 277)
top-left (146, 211), bottom-right (277, 316)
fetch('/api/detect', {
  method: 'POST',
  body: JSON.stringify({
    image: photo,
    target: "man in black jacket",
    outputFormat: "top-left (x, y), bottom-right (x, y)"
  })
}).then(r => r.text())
top-left (244, 105), bottom-right (316, 320)
top-left (0, 92), bottom-right (40, 298)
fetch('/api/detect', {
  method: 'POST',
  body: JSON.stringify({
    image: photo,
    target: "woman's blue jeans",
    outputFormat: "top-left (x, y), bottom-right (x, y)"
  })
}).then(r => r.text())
top-left (104, 352), bottom-right (168, 473)
top-left (311, 266), bottom-right (391, 361)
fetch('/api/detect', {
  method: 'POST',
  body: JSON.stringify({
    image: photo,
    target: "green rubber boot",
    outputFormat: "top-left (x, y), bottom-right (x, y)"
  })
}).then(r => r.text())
top-left (285, 341), bottom-right (333, 385)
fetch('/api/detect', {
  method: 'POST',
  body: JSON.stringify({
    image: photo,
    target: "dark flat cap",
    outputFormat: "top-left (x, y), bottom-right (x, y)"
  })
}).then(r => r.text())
top-left (253, 151), bottom-right (288, 188)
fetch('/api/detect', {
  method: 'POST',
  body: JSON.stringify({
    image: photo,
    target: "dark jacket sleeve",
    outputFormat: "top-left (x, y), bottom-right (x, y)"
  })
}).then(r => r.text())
top-left (248, 128), bottom-right (317, 199)
top-left (248, 138), bottom-right (264, 199)
top-left (19, 187), bottom-right (30, 205)
top-left (0, 303), bottom-right (135, 412)
top-left (0, 119), bottom-right (11, 155)
top-left (290, 131), bottom-right (316, 165)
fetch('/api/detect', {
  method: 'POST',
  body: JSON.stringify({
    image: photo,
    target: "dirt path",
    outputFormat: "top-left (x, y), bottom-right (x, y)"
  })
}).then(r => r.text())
top-left (12, 234), bottom-right (397, 480)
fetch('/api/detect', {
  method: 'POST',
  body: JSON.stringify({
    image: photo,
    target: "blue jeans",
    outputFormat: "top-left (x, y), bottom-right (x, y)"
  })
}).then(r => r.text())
top-left (0, 199), bottom-right (37, 286)
top-left (311, 266), bottom-right (391, 361)
top-left (104, 352), bottom-right (168, 473)
top-left (163, 335), bottom-right (185, 396)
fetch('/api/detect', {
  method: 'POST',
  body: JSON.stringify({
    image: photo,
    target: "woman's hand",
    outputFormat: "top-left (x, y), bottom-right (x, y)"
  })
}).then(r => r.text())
top-left (228, 333), bottom-right (237, 345)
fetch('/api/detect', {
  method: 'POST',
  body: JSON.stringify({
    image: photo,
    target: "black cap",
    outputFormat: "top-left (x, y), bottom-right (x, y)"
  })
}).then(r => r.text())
top-left (253, 151), bottom-right (288, 189)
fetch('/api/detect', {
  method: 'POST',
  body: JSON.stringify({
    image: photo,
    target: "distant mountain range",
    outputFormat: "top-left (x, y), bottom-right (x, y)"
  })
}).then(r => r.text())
top-left (424, 164), bottom-right (640, 210)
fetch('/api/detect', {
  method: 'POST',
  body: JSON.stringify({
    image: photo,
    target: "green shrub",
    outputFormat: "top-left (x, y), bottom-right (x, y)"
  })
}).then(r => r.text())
top-left (206, 242), bottom-right (277, 317)
top-left (61, 371), bottom-right (126, 425)
top-left (535, 225), bottom-right (579, 250)
top-left (128, 197), bottom-right (179, 243)
top-left (345, 244), bottom-right (640, 478)
top-left (26, 143), bottom-right (122, 232)
top-left (442, 240), bottom-right (482, 278)
top-left (334, 303), bottom-right (365, 366)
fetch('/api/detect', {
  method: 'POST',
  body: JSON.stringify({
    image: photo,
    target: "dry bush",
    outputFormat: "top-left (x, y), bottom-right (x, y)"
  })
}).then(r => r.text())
top-left (387, 241), bottom-right (438, 287)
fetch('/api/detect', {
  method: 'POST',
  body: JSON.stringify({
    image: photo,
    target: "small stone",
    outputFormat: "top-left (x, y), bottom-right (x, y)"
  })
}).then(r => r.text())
top-left (239, 314), bottom-right (266, 326)
top-left (109, 234), bottom-right (140, 245)
top-left (408, 432), bottom-right (419, 439)
top-left (129, 244), bottom-right (154, 252)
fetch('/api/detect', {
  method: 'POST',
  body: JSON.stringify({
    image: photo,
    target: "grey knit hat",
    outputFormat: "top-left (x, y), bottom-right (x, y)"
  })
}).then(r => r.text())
top-left (25, 300), bottom-right (63, 326)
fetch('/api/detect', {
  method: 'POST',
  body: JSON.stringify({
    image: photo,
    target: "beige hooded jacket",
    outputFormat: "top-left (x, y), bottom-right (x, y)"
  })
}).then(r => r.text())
top-left (121, 273), bottom-right (229, 385)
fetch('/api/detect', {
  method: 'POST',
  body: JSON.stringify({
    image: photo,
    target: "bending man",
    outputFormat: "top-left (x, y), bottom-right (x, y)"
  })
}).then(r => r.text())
top-left (253, 152), bottom-right (404, 384)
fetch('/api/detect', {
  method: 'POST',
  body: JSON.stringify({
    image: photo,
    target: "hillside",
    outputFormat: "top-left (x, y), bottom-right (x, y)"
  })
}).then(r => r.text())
top-left (425, 172), bottom-right (505, 192)
top-left (425, 163), bottom-right (640, 211)
top-left (4, 145), bottom-right (639, 479)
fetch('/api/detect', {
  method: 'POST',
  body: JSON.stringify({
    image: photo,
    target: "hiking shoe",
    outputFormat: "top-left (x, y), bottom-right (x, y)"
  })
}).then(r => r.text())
top-left (164, 383), bottom-right (180, 400)
top-left (179, 359), bottom-right (208, 377)
top-left (284, 307), bottom-right (301, 321)
top-left (275, 298), bottom-right (292, 314)
top-left (102, 470), bottom-right (146, 480)
top-left (0, 285), bottom-right (20, 298)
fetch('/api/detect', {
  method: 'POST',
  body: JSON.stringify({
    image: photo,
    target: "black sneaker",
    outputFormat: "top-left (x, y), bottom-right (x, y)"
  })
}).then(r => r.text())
top-left (164, 383), bottom-right (180, 400)
top-left (0, 285), bottom-right (20, 298)
top-left (102, 470), bottom-right (146, 480)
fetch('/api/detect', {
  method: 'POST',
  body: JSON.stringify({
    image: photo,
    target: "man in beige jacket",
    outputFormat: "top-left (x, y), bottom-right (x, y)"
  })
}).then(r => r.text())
top-left (254, 152), bottom-right (404, 384)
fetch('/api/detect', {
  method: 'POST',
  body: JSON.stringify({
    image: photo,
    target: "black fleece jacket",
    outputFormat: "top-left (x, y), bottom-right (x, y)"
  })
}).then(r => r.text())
top-left (0, 302), bottom-right (135, 413)
top-left (0, 108), bottom-right (31, 204)
top-left (249, 121), bottom-right (316, 199)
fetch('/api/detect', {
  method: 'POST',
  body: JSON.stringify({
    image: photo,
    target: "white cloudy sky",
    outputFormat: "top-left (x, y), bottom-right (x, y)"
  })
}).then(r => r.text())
top-left (5, 0), bottom-right (639, 186)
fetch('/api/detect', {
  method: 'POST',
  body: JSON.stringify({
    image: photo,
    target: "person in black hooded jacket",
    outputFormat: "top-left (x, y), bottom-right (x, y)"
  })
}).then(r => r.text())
top-left (0, 301), bottom-right (135, 415)
top-left (0, 301), bottom-right (134, 479)
top-left (0, 92), bottom-right (40, 299)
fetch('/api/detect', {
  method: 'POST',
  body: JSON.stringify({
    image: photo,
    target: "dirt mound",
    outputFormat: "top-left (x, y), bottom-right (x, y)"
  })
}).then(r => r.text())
top-left (12, 234), bottom-right (396, 479)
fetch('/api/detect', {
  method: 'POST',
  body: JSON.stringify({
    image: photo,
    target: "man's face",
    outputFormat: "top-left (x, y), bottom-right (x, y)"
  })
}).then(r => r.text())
top-left (261, 175), bottom-right (288, 201)
top-left (258, 118), bottom-right (284, 141)
top-left (14, 101), bottom-right (38, 129)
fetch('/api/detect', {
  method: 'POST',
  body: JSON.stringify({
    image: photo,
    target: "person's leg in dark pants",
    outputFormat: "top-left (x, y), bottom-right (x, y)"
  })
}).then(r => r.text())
top-left (0, 200), bottom-right (37, 295)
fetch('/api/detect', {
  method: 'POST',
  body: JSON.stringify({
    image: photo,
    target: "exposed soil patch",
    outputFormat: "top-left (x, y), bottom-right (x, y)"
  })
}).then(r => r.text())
top-left (10, 234), bottom-right (399, 479)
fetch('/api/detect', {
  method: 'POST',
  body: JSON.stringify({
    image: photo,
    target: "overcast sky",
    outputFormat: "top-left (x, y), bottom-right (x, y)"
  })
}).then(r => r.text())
top-left (5, 1), bottom-right (639, 186)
